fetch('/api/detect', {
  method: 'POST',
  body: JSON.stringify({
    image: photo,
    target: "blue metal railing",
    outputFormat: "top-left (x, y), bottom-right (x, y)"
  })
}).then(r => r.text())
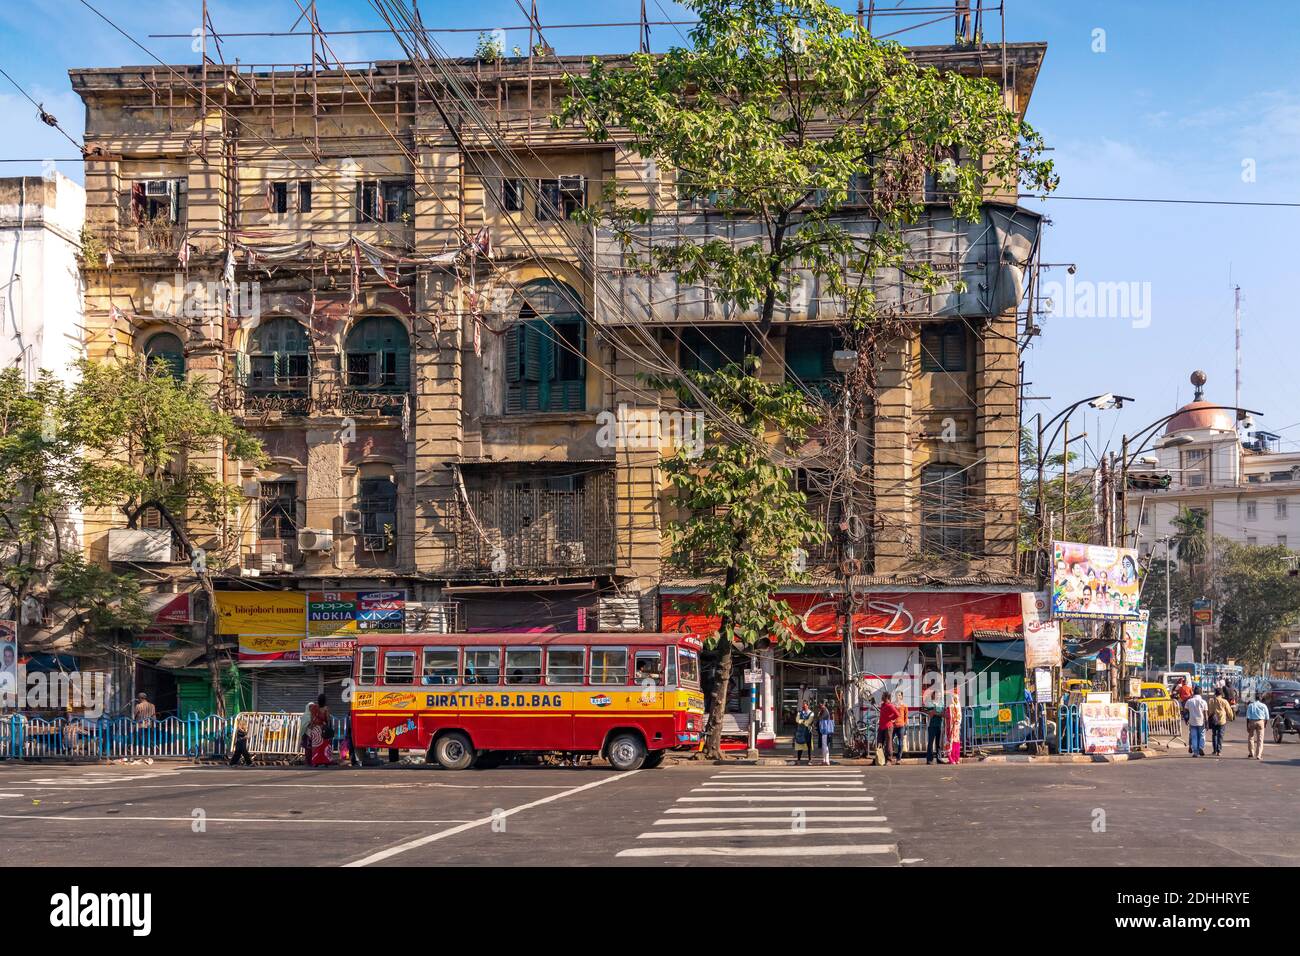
top-left (0, 712), bottom-right (350, 761)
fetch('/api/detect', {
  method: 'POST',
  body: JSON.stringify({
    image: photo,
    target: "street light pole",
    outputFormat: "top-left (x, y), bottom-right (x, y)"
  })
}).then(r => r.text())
top-left (1165, 536), bottom-right (1173, 669)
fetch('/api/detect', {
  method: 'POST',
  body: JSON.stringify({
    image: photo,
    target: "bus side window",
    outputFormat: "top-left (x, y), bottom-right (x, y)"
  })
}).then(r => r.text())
top-left (359, 648), bottom-right (378, 684)
top-left (665, 648), bottom-right (677, 686)
top-left (384, 650), bottom-right (416, 685)
top-left (590, 648), bottom-right (628, 685)
top-left (504, 648), bottom-right (542, 685)
top-left (464, 648), bottom-right (501, 685)
top-left (421, 647), bottom-right (459, 685)
top-left (634, 650), bottom-right (663, 683)
top-left (546, 647), bottom-right (586, 685)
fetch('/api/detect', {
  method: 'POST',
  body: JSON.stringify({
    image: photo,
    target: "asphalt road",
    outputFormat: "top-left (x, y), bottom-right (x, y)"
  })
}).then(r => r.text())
top-left (1, 718), bottom-right (1294, 867)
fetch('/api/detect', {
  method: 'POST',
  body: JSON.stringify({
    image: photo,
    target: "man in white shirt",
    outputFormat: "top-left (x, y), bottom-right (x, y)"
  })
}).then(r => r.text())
top-left (1185, 687), bottom-right (1208, 757)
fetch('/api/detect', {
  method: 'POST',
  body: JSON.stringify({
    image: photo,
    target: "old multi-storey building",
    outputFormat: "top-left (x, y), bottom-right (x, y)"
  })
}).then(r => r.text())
top-left (68, 37), bottom-right (1046, 733)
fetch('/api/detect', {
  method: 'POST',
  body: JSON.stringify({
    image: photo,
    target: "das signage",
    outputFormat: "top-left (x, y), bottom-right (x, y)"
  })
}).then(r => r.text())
top-left (662, 591), bottom-right (1023, 644)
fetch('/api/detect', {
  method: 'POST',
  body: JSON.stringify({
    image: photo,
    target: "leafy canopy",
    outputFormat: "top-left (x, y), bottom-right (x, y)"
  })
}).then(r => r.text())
top-left (558, 0), bottom-right (1057, 332)
top-left (0, 359), bottom-right (264, 636)
top-left (655, 358), bottom-right (828, 650)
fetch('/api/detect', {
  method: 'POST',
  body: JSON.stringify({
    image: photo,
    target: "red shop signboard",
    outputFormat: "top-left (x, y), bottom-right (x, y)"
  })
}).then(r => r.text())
top-left (661, 591), bottom-right (1023, 644)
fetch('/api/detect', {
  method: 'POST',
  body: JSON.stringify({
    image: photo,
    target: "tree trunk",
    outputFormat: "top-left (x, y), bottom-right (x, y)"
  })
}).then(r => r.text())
top-left (703, 639), bottom-right (734, 760)
top-left (131, 500), bottom-right (225, 717)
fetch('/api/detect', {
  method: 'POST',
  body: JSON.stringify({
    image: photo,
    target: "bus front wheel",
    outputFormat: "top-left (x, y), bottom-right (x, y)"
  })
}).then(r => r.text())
top-left (433, 732), bottom-right (476, 771)
top-left (606, 733), bottom-right (646, 771)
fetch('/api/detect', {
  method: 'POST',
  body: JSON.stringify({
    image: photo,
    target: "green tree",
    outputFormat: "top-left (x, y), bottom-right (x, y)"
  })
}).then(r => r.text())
top-left (558, 0), bottom-right (1056, 360)
top-left (0, 367), bottom-right (150, 636)
top-left (656, 359), bottom-right (827, 758)
top-left (1209, 542), bottom-right (1300, 669)
top-left (0, 360), bottom-right (264, 713)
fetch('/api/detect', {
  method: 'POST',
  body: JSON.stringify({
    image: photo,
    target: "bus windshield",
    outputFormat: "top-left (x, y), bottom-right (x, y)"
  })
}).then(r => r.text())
top-left (677, 647), bottom-right (700, 687)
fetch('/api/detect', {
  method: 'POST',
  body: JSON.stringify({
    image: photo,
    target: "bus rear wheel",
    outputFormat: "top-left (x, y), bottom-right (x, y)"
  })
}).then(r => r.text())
top-left (433, 732), bottom-right (476, 771)
top-left (641, 750), bottom-right (666, 769)
top-left (606, 733), bottom-right (646, 771)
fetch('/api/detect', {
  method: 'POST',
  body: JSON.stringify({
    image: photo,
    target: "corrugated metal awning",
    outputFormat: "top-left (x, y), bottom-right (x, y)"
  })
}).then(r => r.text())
top-left (157, 646), bottom-right (207, 669)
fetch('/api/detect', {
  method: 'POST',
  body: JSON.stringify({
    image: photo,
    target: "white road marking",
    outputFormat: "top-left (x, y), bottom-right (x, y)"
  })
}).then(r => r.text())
top-left (652, 815), bottom-right (887, 824)
top-left (711, 772), bottom-right (864, 778)
top-left (664, 806), bottom-right (874, 814)
top-left (0, 794), bottom-right (23, 798)
top-left (616, 845), bottom-right (895, 858)
top-left (0, 814), bottom-right (472, 825)
top-left (678, 796), bottom-right (876, 802)
top-left (696, 782), bottom-right (865, 788)
top-left (691, 790), bottom-right (863, 796)
top-left (637, 826), bottom-right (892, 839)
top-left (345, 770), bottom-right (639, 867)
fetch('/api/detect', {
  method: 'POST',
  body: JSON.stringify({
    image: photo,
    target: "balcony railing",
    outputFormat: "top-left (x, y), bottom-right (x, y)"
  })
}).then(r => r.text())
top-left (449, 471), bottom-right (616, 575)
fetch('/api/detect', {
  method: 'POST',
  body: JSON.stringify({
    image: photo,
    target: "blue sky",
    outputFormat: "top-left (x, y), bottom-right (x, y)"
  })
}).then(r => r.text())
top-left (3, 1), bottom-right (1297, 459)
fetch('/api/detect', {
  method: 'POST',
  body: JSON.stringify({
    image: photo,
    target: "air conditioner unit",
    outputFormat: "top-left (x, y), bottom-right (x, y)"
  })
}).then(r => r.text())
top-left (107, 528), bottom-right (174, 563)
top-left (553, 541), bottom-right (585, 565)
top-left (144, 179), bottom-right (170, 196)
top-left (597, 596), bottom-right (642, 632)
top-left (362, 534), bottom-right (390, 552)
top-left (342, 510), bottom-right (363, 533)
top-left (557, 174), bottom-right (585, 192)
top-left (297, 528), bottom-right (334, 552)
top-left (258, 551), bottom-right (281, 572)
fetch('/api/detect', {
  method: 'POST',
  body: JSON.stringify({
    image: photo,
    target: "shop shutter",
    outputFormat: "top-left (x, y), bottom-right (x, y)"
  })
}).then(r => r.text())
top-left (254, 668), bottom-right (322, 714)
top-left (321, 666), bottom-right (352, 715)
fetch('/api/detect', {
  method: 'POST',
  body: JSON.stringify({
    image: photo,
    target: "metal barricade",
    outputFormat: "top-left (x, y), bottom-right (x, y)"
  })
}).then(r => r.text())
top-left (1140, 700), bottom-right (1183, 742)
top-left (0, 715), bottom-right (20, 758)
top-left (961, 701), bottom-right (1047, 754)
top-left (1058, 703), bottom-right (1083, 753)
top-left (0, 711), bottom-right (350, 761)
top-left (229, 712), bottom-right (351, 761)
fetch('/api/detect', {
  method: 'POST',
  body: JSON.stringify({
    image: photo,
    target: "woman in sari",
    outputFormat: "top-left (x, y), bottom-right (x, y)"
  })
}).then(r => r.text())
top-left (943, 688), bottom-right (962, 765)
top-left (307, 694), bottom-right (334, 766)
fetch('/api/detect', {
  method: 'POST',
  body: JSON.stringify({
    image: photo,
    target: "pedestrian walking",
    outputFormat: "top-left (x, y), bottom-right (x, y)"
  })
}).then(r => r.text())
top-left (132, 692), bottom-right (156, 724)
top-left (944, 688), bottom-right (962, 765)
top-left (817, 702), bottom-right (835, 766)
top-left (1245, 697), bottom-right (1269, 760)
top-left (229, 717), bottom-right (253, 766)
top-left (924, 688), bottom-right (946, 764)
top-left (302, 693), bottom-right (334, 767)
top-left (1185, 686), bottom-right (1208, 757)
top-left (890, 691), bottom-right (908, 765)
top-left (1207, 688), bottom-right (1234, 756)
top-left (876, 693), bottom-right (899, 766)
top-left (793, 699), bottom-right (814, 764)
top-left (1175, 678), bottom-right (1193, 722)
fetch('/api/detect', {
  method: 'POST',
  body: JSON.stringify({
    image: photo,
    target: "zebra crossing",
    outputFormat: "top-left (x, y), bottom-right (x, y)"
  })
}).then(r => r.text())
top-left (615, 768), bottom-right (898, 862)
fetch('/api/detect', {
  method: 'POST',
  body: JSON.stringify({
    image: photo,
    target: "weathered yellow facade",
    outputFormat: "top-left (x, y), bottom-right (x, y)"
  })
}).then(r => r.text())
top-left (68, 45), bottom-right (1044, 674)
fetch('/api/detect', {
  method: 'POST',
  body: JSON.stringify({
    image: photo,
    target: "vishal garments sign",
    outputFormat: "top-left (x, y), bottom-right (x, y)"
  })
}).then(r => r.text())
top-left (662, 591), bottom-right (1023, 643)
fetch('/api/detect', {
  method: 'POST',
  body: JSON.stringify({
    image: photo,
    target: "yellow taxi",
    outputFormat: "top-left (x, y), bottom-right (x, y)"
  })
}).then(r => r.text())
top-left (1062, 678), bottom-right (1094, 697)
top-left (1133, 682), bottom-right (1179, 722)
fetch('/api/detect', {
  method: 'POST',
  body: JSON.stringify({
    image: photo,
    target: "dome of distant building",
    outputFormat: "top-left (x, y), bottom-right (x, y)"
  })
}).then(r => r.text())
top-left (1164, 400), bottom-right (1236, 435)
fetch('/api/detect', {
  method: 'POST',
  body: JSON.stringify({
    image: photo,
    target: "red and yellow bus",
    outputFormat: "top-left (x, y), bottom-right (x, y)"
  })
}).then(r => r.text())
top-left (349, 632), bottom-right (704, 770)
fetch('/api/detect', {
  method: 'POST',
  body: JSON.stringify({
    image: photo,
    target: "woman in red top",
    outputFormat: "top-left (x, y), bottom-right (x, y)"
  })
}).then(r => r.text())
top-left (876, 694), bottom-right (898, 765)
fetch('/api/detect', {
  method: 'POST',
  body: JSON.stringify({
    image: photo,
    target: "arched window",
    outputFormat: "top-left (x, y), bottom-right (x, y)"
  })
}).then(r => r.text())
top-left (504, 279), bottom-right (585, 413)
top-left (344, 315), bottom-right (411, 391)
top-left (143, 331), bottom-right (184, 380)
top-left (247, 316), bottom-right (311, 391)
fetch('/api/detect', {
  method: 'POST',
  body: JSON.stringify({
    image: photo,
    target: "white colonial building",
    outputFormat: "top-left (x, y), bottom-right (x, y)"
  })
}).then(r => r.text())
top-left (1128, 391), bottom-right (1300, 560)
top-left (0, 172), bottom-right (86, 380)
